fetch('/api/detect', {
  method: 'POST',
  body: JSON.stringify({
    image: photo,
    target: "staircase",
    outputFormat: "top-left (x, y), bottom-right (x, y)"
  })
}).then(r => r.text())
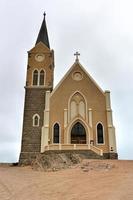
top-left (43, 149), bottom-right (103, 159)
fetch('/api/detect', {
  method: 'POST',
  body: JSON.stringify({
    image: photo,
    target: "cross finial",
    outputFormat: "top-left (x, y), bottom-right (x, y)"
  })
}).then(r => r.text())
top-left (74, 51), bottom-right (80, 62)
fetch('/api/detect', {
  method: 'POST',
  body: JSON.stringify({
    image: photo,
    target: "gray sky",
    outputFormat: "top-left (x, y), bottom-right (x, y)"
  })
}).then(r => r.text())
top-left (0, 0), bottom-right (133, 162)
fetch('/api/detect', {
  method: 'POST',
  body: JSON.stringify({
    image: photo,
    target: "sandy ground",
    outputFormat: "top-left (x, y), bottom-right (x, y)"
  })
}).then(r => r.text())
top-left (0, 160), bottom-right (133, 200)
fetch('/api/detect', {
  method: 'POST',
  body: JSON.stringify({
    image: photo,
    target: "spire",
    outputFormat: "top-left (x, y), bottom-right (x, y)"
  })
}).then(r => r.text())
top-left (36, 12), bottom-right (50, 48)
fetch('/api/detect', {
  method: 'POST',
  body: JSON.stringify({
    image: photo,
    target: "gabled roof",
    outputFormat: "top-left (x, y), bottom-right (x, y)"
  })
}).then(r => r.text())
top-left (28, 41), bottom-right (50, 53)
top-left (51, 61), bottom-right (105, 96)
top-left (36, 13), bottom-right (50, 48)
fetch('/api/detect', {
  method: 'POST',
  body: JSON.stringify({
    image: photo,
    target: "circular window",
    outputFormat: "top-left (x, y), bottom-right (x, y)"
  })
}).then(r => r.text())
top-left (35, 54), bottom-right (45, 62)
top-left (72, 72), bottom-right (83, 81)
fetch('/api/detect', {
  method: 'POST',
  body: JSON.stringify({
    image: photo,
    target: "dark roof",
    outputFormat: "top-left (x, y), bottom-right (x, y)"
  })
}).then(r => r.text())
top-left (36, 13), bottom-right (50, 48)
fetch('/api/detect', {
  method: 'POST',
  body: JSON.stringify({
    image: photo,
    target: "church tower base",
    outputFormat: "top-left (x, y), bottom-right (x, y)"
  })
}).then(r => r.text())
top-left (103, 153), bottom-right (118, 159)
top-left (19, 151), bottom-right (118, 165)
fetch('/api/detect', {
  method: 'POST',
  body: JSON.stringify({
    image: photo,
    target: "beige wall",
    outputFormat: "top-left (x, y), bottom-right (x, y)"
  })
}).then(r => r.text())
top-left (49, 63), bottom-right (109, 153)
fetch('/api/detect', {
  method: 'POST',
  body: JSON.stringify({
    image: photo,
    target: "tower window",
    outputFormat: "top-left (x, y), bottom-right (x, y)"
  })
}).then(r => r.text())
top-left (33, 70), bottom-right (38, 85)
top-left (97, 123), bottom-right (104, 144)
top-left (32, 69), bottom-right (45, 86)
top-left (53, 123), bottom-right (60, 143)
top-left (39, 70), bottom-right (45, 85)
top-left (33, 114), bottom-right (40, 127)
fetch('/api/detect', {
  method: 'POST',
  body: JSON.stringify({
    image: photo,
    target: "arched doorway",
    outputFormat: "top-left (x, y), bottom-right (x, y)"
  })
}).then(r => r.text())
top-left (71, 122), bottom-right (86, 144)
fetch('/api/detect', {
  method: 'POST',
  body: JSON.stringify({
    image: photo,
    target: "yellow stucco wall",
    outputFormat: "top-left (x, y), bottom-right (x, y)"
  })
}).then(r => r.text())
top-left (49, 62), bottom-right (109, 153)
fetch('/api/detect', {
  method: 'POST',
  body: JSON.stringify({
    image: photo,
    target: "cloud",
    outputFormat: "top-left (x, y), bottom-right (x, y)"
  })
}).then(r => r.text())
top-left (0, 0), bottom-right (133, 161)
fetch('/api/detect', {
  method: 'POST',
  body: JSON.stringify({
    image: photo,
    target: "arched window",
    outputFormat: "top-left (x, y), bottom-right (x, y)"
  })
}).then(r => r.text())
top-left (69, 92), bottom-right (86, 120)
top-left (79, 101), bottom-right (85, 118)
top-left (33, 70), bottom-right (38, 85)
top-left (70, 101), bottom-right (77, 119)
top-left (53, 123), bottom-right (60, 143)
top-left (39, 70), bottom-right (45, 85)
top-left (33, 114), bottom-right (40, 127)
top-left (97, 123), bottom-right (104, 144)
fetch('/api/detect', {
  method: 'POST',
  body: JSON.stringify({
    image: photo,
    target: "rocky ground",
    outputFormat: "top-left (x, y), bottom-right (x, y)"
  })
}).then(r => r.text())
top-left (0, 159), bottom-right (133, 200)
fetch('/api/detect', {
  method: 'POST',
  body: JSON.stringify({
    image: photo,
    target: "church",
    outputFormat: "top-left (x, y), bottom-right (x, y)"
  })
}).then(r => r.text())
top-left (19, 14), bottom-right (118, 164)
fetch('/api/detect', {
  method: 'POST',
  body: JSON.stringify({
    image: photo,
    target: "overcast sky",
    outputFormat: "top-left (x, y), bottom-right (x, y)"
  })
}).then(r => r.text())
top-left (0, 0), bottom-right (133, 162)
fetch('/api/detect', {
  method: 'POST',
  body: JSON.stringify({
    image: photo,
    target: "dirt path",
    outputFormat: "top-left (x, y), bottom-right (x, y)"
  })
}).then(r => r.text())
top-left (0, 160), bottom-right (133, 200)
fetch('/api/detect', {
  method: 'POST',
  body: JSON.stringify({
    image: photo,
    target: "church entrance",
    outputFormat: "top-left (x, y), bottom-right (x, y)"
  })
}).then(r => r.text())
top-left (71, 122), bottom-right (86, 144)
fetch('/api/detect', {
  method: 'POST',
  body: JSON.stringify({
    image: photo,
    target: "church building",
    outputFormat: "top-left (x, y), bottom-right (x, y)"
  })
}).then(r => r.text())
top-left (19, 14), bottom-right (118, 164)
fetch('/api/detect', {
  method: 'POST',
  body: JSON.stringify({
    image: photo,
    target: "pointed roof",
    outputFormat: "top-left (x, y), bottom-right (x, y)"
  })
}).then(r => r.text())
top-left (51, 60), bottom-right (105, 96)
top-left (36, 12), bottom-right (50, 48)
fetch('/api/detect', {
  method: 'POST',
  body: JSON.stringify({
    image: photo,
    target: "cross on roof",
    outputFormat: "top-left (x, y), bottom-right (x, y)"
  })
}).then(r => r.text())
top-left (74, 51), bottom-right (80, 62)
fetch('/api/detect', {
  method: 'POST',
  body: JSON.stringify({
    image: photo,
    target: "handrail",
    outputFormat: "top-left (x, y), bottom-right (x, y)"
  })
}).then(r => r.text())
top-left (90, 145), bottom-right (103, 156)
top-left (44, 144), bottom-right (103, 156)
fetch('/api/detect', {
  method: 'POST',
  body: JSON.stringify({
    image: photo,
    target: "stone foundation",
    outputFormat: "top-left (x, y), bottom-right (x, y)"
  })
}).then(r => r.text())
top-left (19, 152), bottom-right (40, 165)
top-left (19, 150), bottom-right (118, 165)
top-left (103, 153), bottom-right (118, 159)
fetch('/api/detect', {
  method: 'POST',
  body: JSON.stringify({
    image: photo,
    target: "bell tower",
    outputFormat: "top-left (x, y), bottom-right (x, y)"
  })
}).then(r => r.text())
top-left (19, 13), bottom-right (54, 164)
top-left (26, 13), bottom-right (54, 89)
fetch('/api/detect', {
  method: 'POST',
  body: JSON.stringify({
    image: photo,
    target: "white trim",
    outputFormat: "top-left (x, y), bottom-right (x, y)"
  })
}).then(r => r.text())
top-left (32, 69), bottom-right (46, 86)
top-left (105, 90), bottom-right (111, 110)
top-left (96, 122), bottom-right (105, 145)
top-left (51, 61), bottom-right (104, 96)
top-left (68, 90), bottom-right (88, 123)
top-left (88, 108), bottom-right (93, 127)
top-left (32, 114), bottom-right (40, 127)
top-left (66, 117), bottom-right (91, 144)
top-left (52, 122), bottom-right (61, 144)
top-left (25, 86), bottom-right (52, 89)
top-left (64, 109), bottom-right (68, 128)
top-left (41, 91), bottom-right (50, 152)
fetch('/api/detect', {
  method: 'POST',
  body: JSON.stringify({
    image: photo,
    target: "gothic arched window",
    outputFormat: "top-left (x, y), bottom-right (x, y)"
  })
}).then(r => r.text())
top-left (33, 114), bottom-right (40, 127)
top-left (69, 92), bottom-right (86, 120)
top-left (33, 70), bottom-right (38, 85)
top-left (39, 70), bottom-right (45, 85)
top-left (53, 123), bottom-right (60, 143)
top-left (97, 123), bottom-right (104, 144)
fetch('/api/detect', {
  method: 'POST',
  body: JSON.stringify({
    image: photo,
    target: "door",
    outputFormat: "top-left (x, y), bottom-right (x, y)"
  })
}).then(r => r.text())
top-left (71, 122), bottom-right (86, 144)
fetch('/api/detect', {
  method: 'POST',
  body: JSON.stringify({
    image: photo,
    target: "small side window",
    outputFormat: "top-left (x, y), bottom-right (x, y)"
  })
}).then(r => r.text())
top-left (97, 123), bottom-right (104, 144)
top-left (53, 123), bottom-right (60, 143)
top-left (33, 114), bottom-right (40, 127)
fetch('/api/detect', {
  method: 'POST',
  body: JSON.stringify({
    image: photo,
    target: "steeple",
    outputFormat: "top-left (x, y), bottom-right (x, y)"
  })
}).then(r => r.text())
top-left (36, 12), bottom-right (50, 48)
